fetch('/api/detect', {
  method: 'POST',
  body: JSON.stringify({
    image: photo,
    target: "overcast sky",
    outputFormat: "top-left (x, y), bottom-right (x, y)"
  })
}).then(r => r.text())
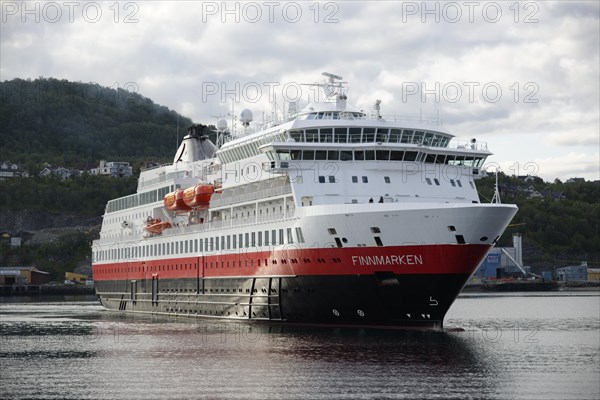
top-left (1, 1), bottom-right (598, 181)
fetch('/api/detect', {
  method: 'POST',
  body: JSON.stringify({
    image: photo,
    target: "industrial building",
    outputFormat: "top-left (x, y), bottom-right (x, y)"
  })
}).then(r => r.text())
top-left (556, 262), bottom-right (589, 282)
top-left (474, 235), bottom-right (530, 279)
top-left (0, 266), bottom-right (51, 286)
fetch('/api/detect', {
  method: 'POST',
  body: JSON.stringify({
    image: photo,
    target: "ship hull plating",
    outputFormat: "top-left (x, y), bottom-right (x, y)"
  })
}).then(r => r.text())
top-left (95, 272), bottom-right (471, 329)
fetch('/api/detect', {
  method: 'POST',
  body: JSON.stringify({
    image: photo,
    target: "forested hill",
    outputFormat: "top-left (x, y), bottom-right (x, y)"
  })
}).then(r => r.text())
top-left (477, 174), bottom-right (600, 269)
top-left (0, 78), bottom-right (193, 168)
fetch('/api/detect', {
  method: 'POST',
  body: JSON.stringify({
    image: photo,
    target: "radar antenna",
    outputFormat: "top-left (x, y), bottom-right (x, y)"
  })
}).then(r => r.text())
top-left (301, 72), bottom-right (348, 101)
top-left (321, 72), bottom-right (346, 99)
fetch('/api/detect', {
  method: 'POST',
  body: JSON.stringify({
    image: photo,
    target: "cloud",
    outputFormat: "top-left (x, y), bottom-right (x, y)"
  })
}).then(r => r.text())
top-left (1, 0), bottom-right (598, 181)
top-left (494, 152), bottom-right (600, 182)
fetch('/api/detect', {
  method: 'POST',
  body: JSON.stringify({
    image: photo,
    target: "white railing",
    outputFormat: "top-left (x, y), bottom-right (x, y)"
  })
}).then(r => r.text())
top-left (448, 139), bottom-right (489, 152)
top-left (210, 185), bottom-right (292, 208)
top-left (137, 170), bottom-right (187, 190)
top-left (380, 114), bottom-right (442, 125)
top-left (167, 211), bottom-right (297, 235)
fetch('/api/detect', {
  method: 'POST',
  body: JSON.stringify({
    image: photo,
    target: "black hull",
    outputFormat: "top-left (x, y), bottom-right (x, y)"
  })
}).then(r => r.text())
top-left (95, 273), bottom-right (470, 330)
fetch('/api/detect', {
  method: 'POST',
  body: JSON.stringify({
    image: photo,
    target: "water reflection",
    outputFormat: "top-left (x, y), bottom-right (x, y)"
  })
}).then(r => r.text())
top-left (1, 297), bottom-right (598, 400)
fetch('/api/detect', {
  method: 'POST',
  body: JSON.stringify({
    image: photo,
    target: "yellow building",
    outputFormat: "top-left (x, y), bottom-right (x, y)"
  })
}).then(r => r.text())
top-left (65, 272), bottom-right (88, 284)
top-left (588, 268), bottom-right (600, 282)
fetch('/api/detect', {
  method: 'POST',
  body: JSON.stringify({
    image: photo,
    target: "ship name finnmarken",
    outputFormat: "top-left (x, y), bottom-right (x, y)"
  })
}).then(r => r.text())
top-left (351, 254), bottom-right (424, 267)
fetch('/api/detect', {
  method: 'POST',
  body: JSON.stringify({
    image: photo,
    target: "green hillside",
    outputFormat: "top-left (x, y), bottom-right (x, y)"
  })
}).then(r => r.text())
top-left (477, 174), bottom-right (600, 270)
top-left (0, 77), bottom-right (193, 168)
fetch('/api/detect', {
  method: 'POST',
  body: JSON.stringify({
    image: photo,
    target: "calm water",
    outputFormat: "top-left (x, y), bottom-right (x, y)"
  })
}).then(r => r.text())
top-left (1, 293), bottom-right (599, 400)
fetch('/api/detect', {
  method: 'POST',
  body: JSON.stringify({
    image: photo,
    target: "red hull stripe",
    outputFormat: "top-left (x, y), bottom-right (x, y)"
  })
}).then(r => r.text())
top-left (93, 244), bottom-right (490, 281)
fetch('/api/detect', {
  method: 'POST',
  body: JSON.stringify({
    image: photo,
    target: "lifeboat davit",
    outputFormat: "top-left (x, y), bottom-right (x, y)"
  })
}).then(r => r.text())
top-left (163, 189), bottom-right (191, 212)
top-left (183, 184), bottom-right (214, 209)
top-left (143, 218), bottom-right (172, 234)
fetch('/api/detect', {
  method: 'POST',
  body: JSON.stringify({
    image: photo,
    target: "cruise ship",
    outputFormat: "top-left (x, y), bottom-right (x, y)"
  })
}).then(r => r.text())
top-left (91, 73), bottom-right (517, 329)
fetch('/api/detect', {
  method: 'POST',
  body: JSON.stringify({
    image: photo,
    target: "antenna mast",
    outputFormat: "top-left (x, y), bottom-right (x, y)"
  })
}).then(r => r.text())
top-left (491, 169), bottom-right (502, 204)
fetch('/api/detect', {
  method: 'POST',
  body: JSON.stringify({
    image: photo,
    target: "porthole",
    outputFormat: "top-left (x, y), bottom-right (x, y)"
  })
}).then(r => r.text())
top-left (480, 236), bottom-right (488, 242)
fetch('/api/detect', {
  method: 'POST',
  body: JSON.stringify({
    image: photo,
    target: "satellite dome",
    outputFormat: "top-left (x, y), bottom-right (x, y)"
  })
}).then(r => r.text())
top-left (239, 109), bottom-right (253, 125)
top-left (217, 118), bottom-right (228, 131)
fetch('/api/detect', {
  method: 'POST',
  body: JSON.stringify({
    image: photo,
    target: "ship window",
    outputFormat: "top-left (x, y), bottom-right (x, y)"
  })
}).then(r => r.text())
top-left (272, 230), bottom-right (277, 244)
top-left (423, 132), bottom-right (434, 146)
top-left (390, 151), bottom-right (404, 161)
top-left (258, 231), bottom-right (262, 246)
top-left (435, 154), bottom-right (447, 164)
top-left (289, 130), bottom-right (303, 142)
top-left (290, 150), bottom-right (301, 160)
top-left (318, 176), bottom-right (325, 183)
top-left (320, 128), bottom-right (333, 142)
top-left (251, 232), bottom-right (256, 246)
top-left (306, 129), bottom-right (318, 142)
top-left (447, 225), bottom-right (456, 232)
top-left (388, 129), bottom-right (401, 143)
top-left (376, 128), bottom-right (389, 142)
top-left (315, 150), bottom-right (327, 160)
top-left (401, 130), bottom-right (414, 143)
top-left (328, 176), bottom-right (336, 183)
top-left (194, 239), bottom-right (198, 252)
top-left (334, 128), bottom-right (348, 143)
top-left (362, 176), bottom-right (368, 183)
top-left (455, 235), bottom-right (466, 244)
top-left (362, 128), bottom-right (375, 142)
top-left (425, 154), bottom-right (436, 163)
top-left (364, 150), bottom-right (375, 160)
top-left (426, 178), bottom-right (432, 185)
top-left (450, 179), bottom-right (456, 187)
top-left (185, 241), bottom-right (188, 253)
top-left (303, 150), bottom-right (315, 160)
top-left (264, 230), bottom-right (269, 246)
top-left (413, 131), bottom-right (425, 144)
top-left (370, 227), bottom-right (381, 233)
top-left (434, 178), bottom-right (440, 186)
top-left (287, 228), bottom-right (294, 244)
top-left (457, 180), bottom-right (463, 187)
top-left (376, 150), bottom-right (390, 161)
top-left (384, 176), bottom-right (391, 184)
top-left (340, 150), bottom-right (352, 161)
top-left (404, 151), bottom-right (418, 161)
top-left (349, 128), bottom-right (362, 143)
top-left (374, 236), bottom-right (384, 247)
top-left (296, 227), bottom-right (305, 243)
top-left (327, 150), bottom-right (339, 160)
top-left (279, 229), bottom-right (284, 244)
top-left (328, 228), bottom-right (337, 235)
top-left (354, 150), bottom-right (364, 161)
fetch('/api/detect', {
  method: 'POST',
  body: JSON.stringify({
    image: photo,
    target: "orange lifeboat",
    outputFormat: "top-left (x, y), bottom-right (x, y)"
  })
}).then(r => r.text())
top-left (163, 189), bottom-right (191, 212)
top-left (144, 218), bottom-right (172, 234)
top-left (183, 184), bottom-right (214, 209)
